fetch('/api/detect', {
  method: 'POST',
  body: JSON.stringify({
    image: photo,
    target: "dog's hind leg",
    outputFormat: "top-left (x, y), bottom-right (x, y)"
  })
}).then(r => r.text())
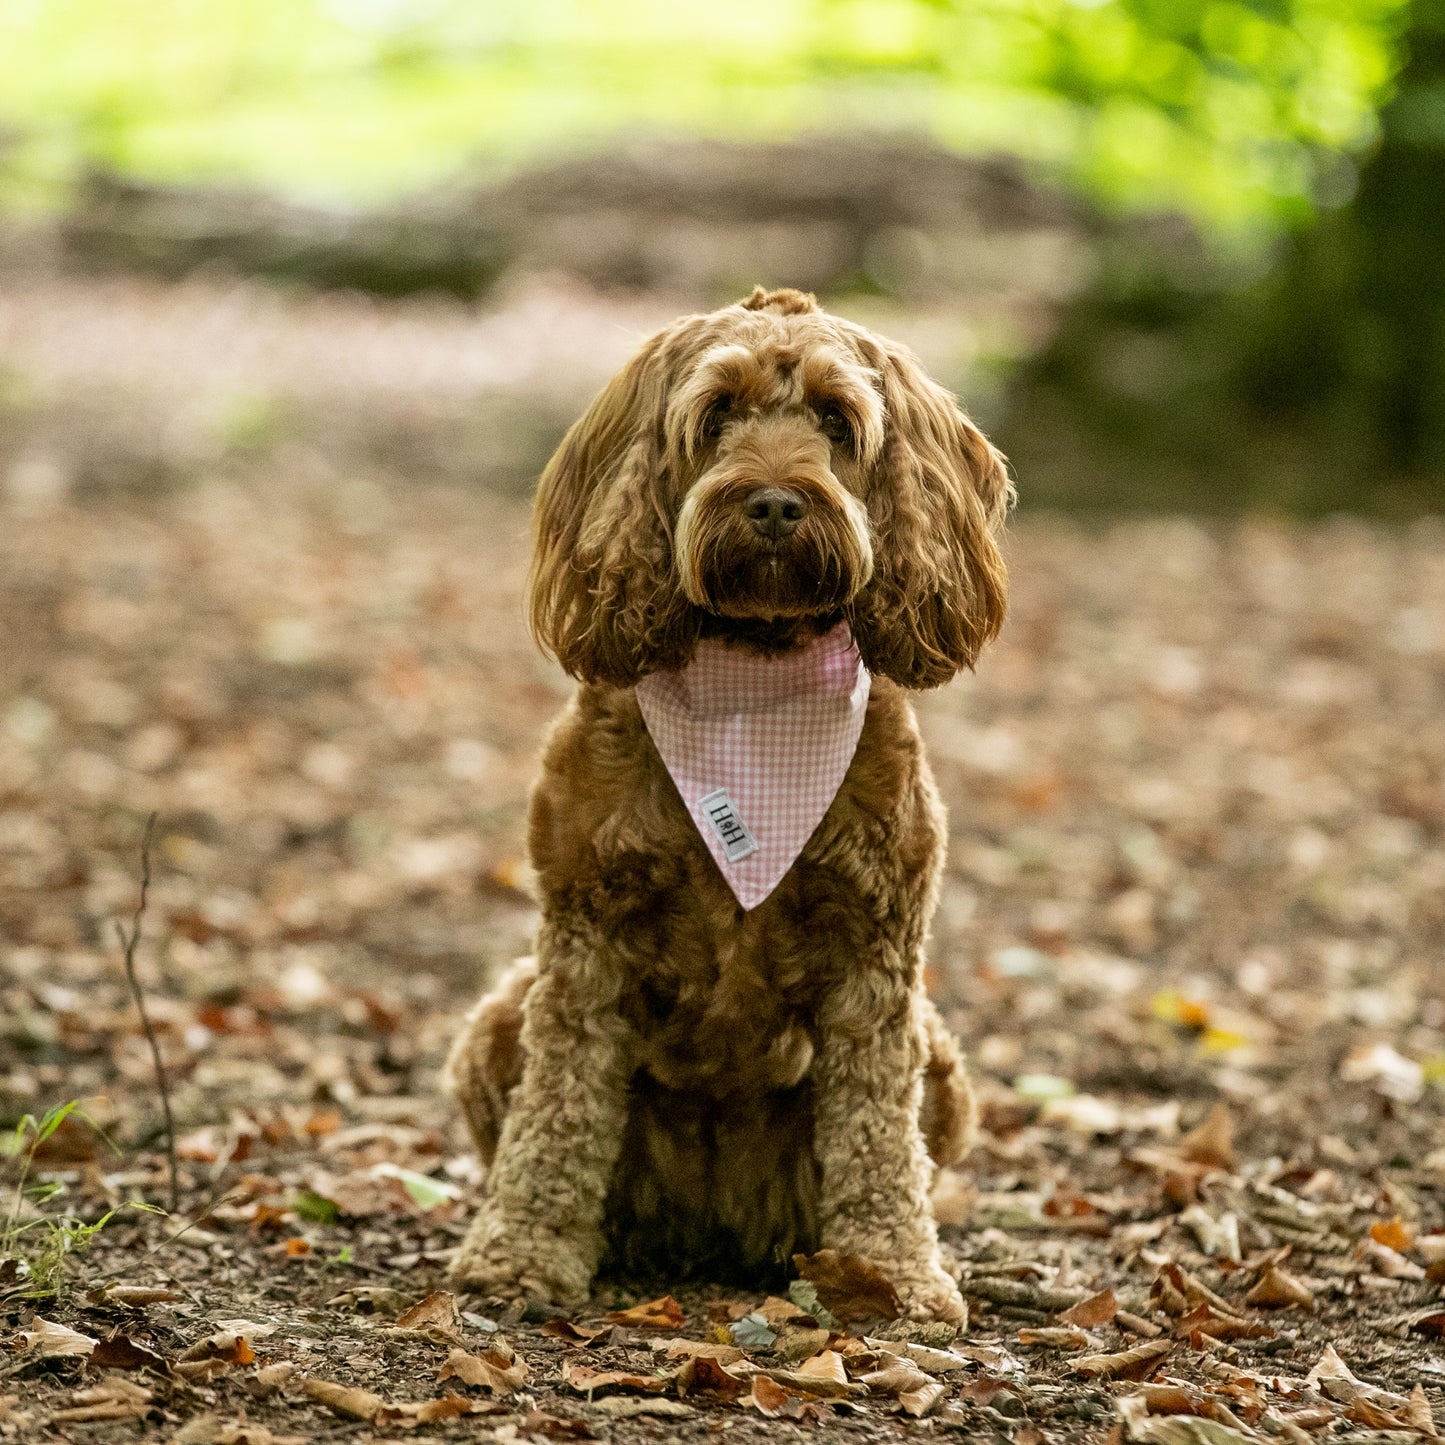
top-left (918, 996), bottom-right (976, 1172)
top-left (443, 957), bottom-right (536, 1169)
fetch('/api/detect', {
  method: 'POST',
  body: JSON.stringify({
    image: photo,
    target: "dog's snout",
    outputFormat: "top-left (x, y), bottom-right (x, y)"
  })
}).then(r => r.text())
top-left (743, 487), bottom-right (807, 540)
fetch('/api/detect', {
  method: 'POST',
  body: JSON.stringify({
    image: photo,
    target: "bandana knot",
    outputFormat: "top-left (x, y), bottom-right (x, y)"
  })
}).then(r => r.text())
top-left (635, 623), bottom-right (871, 909)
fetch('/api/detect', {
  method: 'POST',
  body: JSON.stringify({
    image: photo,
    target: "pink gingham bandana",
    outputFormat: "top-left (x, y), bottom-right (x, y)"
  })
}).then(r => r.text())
top-left (635, 623), bottom-right (871, 909)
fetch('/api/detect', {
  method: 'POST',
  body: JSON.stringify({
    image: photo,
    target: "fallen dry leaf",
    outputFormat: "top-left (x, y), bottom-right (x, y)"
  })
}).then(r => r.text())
top-left (541, 1318), bottom-right (607, 1346)
top-left (46, 1376), bottom-right (152, 1425)
top-left (861, 1337), bottom-right (971, 1374)
top-left (436, 1345), bottom-right (529, 1393)
top-left (1018, 1325), bottom-right (1093, 1349)
top-left (563, 1363), bottom-right (671, 1397)
top-left (1059, 1287), bottom-right (1118, 1328)
top-left (900, 1377), bottom-right (946, 1416)
top-left (674, 1355), bottom-right (747, 1401)
top-left (18, 1319), bottom-right (97, 1359)
top-left (792, 1249), bottom-right (901, 1322)
top-left (87, 1284), bottom-right (182, 1307)
top-left (1174, 1302), bottom-right (1274, 1344)
top-left (300, 1376), bottom-right (384, 1421)
top-left (1360, 1236), bottom-right (1426, 1279)
top-left (519, 1408), bottom-right (596, 1438)
top-left (593, 1397), bottom-right (694, 1419)
top-left (1370, 1215), bottom-right (1417, 1252)
top-left (858, 1362), bottom-right (933, 1396)
top-left (90, 1334), bottom-right (168, 1371)
top-left (1406, 1382), bottom-right (1440, 1438)
top-left (663, 1339), bottom-right (743, 1365)
top-left (1179, 1102), bottom-right (1238, 1171)
top-left (1074, 1339), bottom-right (1173, 1380)
top-left (604, 1295), bottom-right (685, 1330)
top-left (177, 1331), bottom-right (255, 1365)
top-left (396, 1289), bottom-right (458, 1329)
top-left (793, 1349), bottom-right (848, 1386)
top-left (749, 1374), bottom-right (812, 1419)
top-left (1348, 1394), bottom-right (1411, 1430)
top-left (1245, 1263), bottom-right (1314, 1310)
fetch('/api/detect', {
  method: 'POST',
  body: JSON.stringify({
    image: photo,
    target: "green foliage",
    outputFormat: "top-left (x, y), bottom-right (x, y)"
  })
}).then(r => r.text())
top-left (0, 0), bottom-right (1412, 235)
top-left (1, 1102), bottom-right (117, 1300)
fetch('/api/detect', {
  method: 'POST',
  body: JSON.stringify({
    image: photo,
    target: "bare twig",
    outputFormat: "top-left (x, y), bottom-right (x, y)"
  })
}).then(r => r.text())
top-left (114, 812), bottom-right (178, 1213)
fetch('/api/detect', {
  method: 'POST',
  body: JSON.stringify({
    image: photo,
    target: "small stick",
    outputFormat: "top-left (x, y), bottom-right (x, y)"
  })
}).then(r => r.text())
top-left (114, 812), bottom-right (178, 1214)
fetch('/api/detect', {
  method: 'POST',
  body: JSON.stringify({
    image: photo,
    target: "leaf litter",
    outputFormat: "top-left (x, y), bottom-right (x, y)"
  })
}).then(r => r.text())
top-left (0, 430), bottom-right (1443, 1442)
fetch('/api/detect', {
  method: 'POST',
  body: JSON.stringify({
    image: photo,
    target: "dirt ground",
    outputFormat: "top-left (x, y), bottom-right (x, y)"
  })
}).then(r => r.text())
top-left (2, 286), bottom-right (1445, 1440)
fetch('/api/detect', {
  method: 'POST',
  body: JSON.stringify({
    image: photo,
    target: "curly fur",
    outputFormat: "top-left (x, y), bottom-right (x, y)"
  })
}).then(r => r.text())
top-left (448, 287), bottom-right (1008, 1320)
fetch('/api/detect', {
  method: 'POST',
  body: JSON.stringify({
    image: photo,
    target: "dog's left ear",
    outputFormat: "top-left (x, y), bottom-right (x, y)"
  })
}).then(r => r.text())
top-left (849, 341), bottom-right (1012, 688)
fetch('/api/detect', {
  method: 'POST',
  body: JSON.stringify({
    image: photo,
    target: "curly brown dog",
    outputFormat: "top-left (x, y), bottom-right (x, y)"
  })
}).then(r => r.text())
top-left (445, 287), bottom-right (1010, 1322)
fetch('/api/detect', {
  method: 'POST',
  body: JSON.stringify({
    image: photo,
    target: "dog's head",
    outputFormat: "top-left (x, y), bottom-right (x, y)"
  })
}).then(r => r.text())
top-left (530, 287), bottom-right (1012, 688)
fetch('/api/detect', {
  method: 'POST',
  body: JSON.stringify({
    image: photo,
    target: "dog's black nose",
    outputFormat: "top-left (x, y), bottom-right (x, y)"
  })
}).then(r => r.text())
top-left (744, 487), bottom-right (807, 540)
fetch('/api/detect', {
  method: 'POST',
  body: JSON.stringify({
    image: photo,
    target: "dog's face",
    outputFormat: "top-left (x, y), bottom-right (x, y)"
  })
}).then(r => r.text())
top-left (530, 288), bottom-right (1011, 688)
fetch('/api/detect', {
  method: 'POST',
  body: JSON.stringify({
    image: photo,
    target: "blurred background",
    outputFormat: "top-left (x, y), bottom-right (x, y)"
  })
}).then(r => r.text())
top-left (2, 0), bottom-right (1442, 511)
top-left (2, 0), bottom-right (1443, 1184)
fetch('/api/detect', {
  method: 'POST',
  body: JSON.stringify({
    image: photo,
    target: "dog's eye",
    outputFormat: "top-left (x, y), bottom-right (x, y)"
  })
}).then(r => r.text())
top-left (819, 407), bottom-right (852, 446)
top-left (701, 396), bottom-right (733, 441)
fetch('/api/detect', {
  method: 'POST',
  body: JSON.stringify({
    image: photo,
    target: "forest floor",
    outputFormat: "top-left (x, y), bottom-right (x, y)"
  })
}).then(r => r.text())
top-left (2, 276), bottom-right (1445, 1443)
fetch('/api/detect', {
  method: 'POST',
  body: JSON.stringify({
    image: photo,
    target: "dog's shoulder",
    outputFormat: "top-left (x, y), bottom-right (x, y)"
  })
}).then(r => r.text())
top-left (526, 683), bottom-right (699, 885)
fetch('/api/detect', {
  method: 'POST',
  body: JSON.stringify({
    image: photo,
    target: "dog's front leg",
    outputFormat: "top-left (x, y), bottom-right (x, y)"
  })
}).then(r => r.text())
top-left (812, 976), bottom-right (965, 1323)
top-left (450, 950), bottom-right (629, 1309)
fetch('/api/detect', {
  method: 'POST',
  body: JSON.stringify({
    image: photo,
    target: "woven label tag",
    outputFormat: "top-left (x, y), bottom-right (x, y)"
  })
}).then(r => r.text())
top-left (698, 787), bottom-right (757, 863)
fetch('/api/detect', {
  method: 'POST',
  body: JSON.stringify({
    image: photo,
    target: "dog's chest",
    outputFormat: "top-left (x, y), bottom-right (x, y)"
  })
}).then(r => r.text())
top-left (620, 912), bottom-right (838, 1095)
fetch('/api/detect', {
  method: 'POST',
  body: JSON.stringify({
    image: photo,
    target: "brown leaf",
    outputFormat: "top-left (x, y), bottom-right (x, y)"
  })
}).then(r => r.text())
top-left (91, 1334), bottom-right (168, 1371)
top-left (1244, 1264), bottom-right (1314, 1311)
top-left (541, 1318), bottom-right (607, 1346)
top-left (177, 1330), bottom-right (255, 1365)
top-left (900, 1378), bottom-right (946, 1417)
top-left (563, 1363), bottom-right (671, 1396)
top-left (1405, 1383), bottom-right (1439, 1438)
top-left (794, 1349), bottom-right (848, 1385)
top-left (757, 1294), bottom-right (816, 1325)
top-left (415, 1393), bottom-right (482, 1423)
top-left (958, 1377), bottom-right (1017, 1406)
top-left (436, 1346), bottom-right (529, 1393)
top-left (792, 1249), bottom-right (901, 1322)
top-left (1073, 1340), bottom-right (1173, 1380)
top-left (674, 1355), bottom-right (747, 1401)
top-left (767, 1361), bottom-right (865, 1399)
top-left (521, 1408), bottom-right (597, 1438)
top-left (1116, 1310), bottom-right (1164, 1338)
top-left (1360, 1237), bottom-right (1426, 1279)
top-left (1018, 1326), bottom-right (1093, 1349)
top-left (604, 1295), bottom-right (685, 1330)
top-left (47, 1378), bottom-right (152, 1425)
top-left (300, 1376), bottom-right (384, 1420)
top-left (1370, 1216), bottom-right (1417, 1253)
top-left (1138, 1384), bottom-right (1211, 1416)
top-left (88, 1285), bottom-right (182, 1307)
top-left (1348, 1395), bottom-right (1408, 1431)
top-left (1179, 1102), bottom-right (1237, 1171)
top-left (18, 1318), bottom-right (97, 1359)
top-left (396, 1289), bottom-right (458, 1330)
top-left (859, 1363), bottom-right (933, 1396)
top-left (1174, 1303), bottom-right (1274, 1343)
top-left (664, 1339), bottom-right (744, 1365)
top-left (749, 1374), bottom-right (809, 1419)
top-left (1059, 1288), bottom-right (1117, 1328)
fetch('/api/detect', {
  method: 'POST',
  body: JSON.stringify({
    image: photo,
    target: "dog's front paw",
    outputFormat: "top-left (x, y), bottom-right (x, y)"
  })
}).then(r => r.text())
top-left (892, 1261), bottom-right (967, 1325)
top-left (449, 1222), bottom-right (592, 1311)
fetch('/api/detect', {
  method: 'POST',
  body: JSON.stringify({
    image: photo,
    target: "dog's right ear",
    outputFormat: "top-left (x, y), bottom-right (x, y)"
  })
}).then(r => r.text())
top-left (528, 324), bottom-right (701, 686)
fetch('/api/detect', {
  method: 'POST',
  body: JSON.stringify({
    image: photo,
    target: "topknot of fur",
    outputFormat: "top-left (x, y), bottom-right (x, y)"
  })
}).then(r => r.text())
top-left (740, 286), bottom-right (819, 316)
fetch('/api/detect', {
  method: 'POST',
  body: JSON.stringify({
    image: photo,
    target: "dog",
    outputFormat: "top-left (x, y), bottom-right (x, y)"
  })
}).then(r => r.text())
top-left (445, 286), bottom-right (1010, 1322)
